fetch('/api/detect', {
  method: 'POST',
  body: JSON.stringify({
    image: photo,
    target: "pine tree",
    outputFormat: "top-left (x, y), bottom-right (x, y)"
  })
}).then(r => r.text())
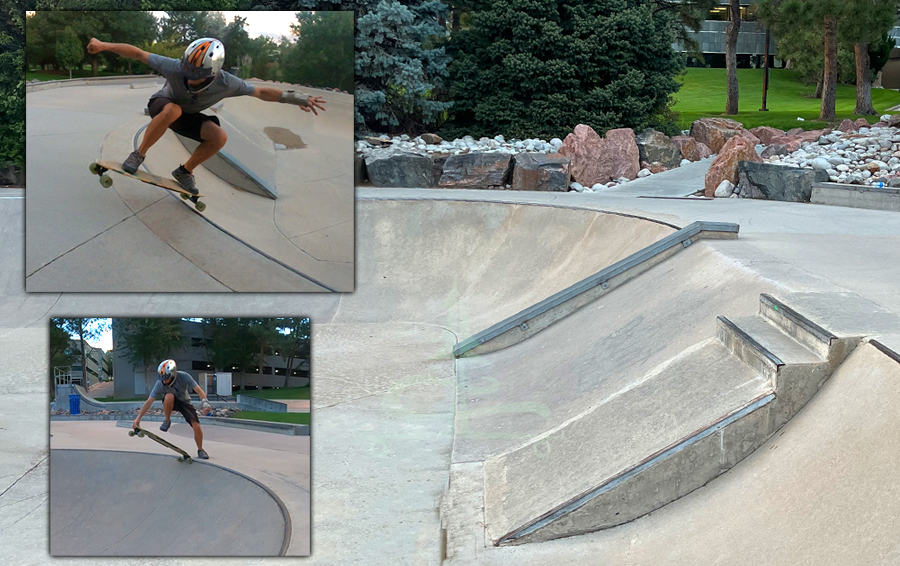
top-left (444, 0), bottom-right (684, 140)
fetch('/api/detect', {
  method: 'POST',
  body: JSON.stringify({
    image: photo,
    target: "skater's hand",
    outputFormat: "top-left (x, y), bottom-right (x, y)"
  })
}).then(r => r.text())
top-left (87, 38), bottom-right (104, 54)
top-left (200, 399), bottom-right (211, 416)
top-left (300, 96), bottom-right (327, 116)
top-left (131, 417), bottom-right (140, 429)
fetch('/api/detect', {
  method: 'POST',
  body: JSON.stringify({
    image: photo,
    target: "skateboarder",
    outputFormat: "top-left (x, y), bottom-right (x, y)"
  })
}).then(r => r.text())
top-left (86, 37), bottom-right (327, 195)
top-left (132, 359), bottom-right (213, 460)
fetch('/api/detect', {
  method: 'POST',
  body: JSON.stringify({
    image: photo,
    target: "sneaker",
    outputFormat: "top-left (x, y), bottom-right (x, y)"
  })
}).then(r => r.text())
top-left (122, 150), bottom-right (145, 174)
top-left (160, 419), bottom-right (171, 432)
top-left (197, 449), bottom-right (209, 460)
top-left (172, 165), bottom-right (199, 195)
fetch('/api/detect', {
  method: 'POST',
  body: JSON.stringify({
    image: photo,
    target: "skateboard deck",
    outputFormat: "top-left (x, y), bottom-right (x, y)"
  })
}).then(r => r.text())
top-left (128, 426), bottom-right (193, 463)
top-left (90, 159), bottom-right (206, 212)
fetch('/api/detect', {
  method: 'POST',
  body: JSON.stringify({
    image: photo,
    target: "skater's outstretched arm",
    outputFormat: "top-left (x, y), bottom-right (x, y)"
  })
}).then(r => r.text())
top-left (252, 86), bottom-right (327, 116)
top-left (87, 38), bottom-right (150, 64)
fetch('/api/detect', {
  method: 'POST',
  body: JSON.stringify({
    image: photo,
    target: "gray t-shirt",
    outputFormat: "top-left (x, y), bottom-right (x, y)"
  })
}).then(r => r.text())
top-left (148, 53), bottom-right (255, 113)
top-left (149, 370), bottom-right (198, 403)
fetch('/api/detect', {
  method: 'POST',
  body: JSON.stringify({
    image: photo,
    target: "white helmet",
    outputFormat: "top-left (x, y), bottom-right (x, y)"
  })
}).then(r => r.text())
top-left (157, 359), bottom-right (177, 381)
top-left (182, 38), bottom-right (225, 88)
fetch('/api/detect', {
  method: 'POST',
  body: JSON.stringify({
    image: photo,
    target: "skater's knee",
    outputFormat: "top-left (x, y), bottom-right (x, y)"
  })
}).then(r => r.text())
top-left (202, 123), bottom-right (227, 147)
top-left (163, 393), bottom-right (175, 406)
top-left (156, 102), bottom-right (182, 122)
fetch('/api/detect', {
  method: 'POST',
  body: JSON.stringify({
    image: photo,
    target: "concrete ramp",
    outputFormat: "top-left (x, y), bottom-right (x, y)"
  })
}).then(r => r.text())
top-left (50, 449), bottom-right (290, 556)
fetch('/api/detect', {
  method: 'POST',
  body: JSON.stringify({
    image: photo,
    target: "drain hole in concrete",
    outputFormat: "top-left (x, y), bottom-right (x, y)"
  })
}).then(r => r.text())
top-left (264, 127), bottom-right (306, 149)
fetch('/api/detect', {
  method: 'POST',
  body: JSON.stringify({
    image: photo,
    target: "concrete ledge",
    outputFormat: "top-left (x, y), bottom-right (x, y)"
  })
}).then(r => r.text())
top-left (58, 384), bottom-right (236, 412)
top-left (454, 221), bottom-right (740, 357)
top-left (26, 74), bottom-right (161, 92)
top-left (237, 394), bottom-right (288, 413)
top-left (811, 182), bottom-right (900, 212)
top-left (50, 414), bottom-right (308, 436)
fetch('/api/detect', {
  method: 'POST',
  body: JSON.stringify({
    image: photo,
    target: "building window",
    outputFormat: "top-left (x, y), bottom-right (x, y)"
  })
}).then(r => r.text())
top-left (191, 360), bottom-right (214, 370)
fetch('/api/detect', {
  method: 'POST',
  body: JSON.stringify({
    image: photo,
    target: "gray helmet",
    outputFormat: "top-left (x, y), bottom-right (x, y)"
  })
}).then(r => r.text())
top-left (182, 38), bottom-right (225, 90)
top-left (157, 359), bottom-right (177, 381)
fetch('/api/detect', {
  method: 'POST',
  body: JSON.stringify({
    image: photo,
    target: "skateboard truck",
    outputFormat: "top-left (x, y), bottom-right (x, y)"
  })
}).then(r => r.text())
top-left (128, 425), bottom-right (193, 463)
top-left (89, 160), bottom-right (207, 212)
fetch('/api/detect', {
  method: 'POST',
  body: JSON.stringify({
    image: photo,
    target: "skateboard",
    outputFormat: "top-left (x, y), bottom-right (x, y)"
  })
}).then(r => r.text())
top-left (89, 159), bottom-right (207, 212)
top-left (128, 426), bottom-right (193, 463)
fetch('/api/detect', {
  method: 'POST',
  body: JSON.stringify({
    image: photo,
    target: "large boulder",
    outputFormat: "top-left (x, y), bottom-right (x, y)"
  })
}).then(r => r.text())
top-left (838, 119), bottom-right (857, 133)
top-left (354, 153), bottom-right (367, 185)
top-left (559, 124), bottom-right (640, 185)
top-left (604, 128), bottom-right (641, 180)
top-left (736, 161), bottom-right (829, 202)
top-left (365, 148), bottom-right (433, 187)
top-left (672, 136), bottom-right (701, 162)
top-left (438, 152), bottom-right (512, 188)
top-left (635, 129), bottom-right (682, 168)
top-left (690, 117), bottom-right (745, 153)
top-left (749, 126), bottom-right (785, 145)
top-left (704, 135), bottom-right (762, 197)
top-left (511, 153), bottom-right (570, 191)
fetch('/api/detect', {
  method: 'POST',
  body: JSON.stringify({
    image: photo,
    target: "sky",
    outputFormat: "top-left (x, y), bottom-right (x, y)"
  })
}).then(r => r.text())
top-left (153, 11), bottom-right (297, 42)
top-left (66, 318), bottom-right (113, 351)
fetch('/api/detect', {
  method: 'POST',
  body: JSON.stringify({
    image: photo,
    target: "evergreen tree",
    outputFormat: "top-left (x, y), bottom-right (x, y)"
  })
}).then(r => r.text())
top-left (445, 0), bottom-right (684, 140)
top-left (283, 11), bottom-right (353, 92)
top-left (288, 0), bottom-right (452, 133)
top-left (0, 0), bottom-right (23, 175)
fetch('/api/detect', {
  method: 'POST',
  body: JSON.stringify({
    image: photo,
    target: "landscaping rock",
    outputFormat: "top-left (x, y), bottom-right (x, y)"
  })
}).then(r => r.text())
top-left (420, 133), bottom-right (443, 144)
top-left (511, 153), bottom-right (570, 191)
top-left (559, 124), bottom-right (639, 185)
top-left (838, 119), bottom-right (856, 133)
top-left (750, 126), bottom-right (786, 145)
top-left (438, 152), bottom-right (512, 188)
top-left (635, 128), bottom-right (681, 168)
top-left (690, 117), bottom-right (745, 153)
top-left (736, 161), bottom-right (828, 202)
top-left (672, 135), bottom-right (701, 162)
top-left (854, 118), bottom-right (870, 130)
top-left (354, 153), bottom-right (367, 185)
top-left (761, 144), bottom-right (788, 159)
top-left (365, 148), bottom-right (433, 187)
top-left (714, 179), bottom-right (735, 198)
top-left (696, 142), bottom-right (712, 159)
top-left (705, 135), bottom-right (762, 197)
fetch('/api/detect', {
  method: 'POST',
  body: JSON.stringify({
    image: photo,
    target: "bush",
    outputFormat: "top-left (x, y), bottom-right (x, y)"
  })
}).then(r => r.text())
top-left (443, 0), bottom-right (684, 140)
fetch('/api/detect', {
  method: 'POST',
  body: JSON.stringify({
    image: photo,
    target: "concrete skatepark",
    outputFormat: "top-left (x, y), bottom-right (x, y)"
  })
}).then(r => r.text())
top-left (4, 152), bottom-right (900, 563)
top-left (25, 76), bottom-right (354, 292)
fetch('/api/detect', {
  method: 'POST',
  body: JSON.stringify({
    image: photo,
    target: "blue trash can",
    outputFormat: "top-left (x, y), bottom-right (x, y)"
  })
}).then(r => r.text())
top-left (69, 394), bottom-right (81, 415)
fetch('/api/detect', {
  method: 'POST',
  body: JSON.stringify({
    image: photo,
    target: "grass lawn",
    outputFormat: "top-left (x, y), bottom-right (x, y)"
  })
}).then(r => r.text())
top-left (236, 386), bottom-right (310, 400)
top-left (230, 411), bottom-right (310, 425)
top-left (673, 67), bottom-right (900, 131)
top-left (26, 69), bottom-right (123, 82)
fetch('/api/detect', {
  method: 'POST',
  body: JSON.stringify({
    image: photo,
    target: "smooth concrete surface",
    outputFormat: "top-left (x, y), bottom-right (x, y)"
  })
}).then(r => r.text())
top-left (25, 79), bottom-right (353, 292)
top-left (49, 419), bottom-right (309, 556)
top-left (5, 152), bottom-right (900, 564)
top-left (50, 449), bottom-right (289, 556)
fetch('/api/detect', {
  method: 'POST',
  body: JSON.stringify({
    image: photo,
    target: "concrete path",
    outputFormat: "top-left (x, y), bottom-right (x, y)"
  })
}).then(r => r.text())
top-left (4, 155), bottom-right (900, 564)
top-left (25, 78), bottom-right (354, 292)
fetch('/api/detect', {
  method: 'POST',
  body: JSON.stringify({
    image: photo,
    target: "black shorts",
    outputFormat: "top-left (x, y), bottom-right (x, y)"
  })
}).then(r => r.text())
top-left (159, 389), bottom-right (200, 424)
top-left (148, 96), bottom-right (220, 143)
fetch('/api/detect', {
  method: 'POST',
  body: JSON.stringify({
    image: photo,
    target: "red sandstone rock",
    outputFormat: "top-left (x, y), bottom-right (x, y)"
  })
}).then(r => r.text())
top-left (785, 127), bottom-right (804, 136)
top-left (838, 119), bottom-right (856, 133)
top-left (854, 118), bottom-right (870, 130)
top-left (672, 136), bottom-right (700, 162)
top-left (704, 136), bottom-right (762, 197)
top-left (749, 126), bottom-right (785, 145)
top-left (559, 124), bottom-right (640, 184)
top-left (690, 117), bottom-right (745, 153)
top-left (696, 142), bottom-right (712, 158)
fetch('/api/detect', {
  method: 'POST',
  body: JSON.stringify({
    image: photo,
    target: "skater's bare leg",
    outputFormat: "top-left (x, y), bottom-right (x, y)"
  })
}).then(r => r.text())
top-left (138, 102), bottom-right (182, 156)
top-left (183, 121), bottom-right (227, 172)
top-left (162, 393), bottom-right (174, 420)
top-left (191, 420), bottom-right (204, 451)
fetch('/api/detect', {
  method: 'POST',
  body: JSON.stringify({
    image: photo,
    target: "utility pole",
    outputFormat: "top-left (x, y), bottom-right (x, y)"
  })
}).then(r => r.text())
top-left (760, 26), bottom-right (771, 112)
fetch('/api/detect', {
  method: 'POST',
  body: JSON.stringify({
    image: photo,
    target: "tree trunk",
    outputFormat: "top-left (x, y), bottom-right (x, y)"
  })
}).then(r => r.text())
top-left (91, 55), bottom-right (98, 77)
top-left (820, 16), bottom-right (838, 121)
top-left (725, 0), bottom-right (741, 115)
top-left (815, 68), bottom-right (824, 99)
top-left (854, 42), bottom-right (877, 115)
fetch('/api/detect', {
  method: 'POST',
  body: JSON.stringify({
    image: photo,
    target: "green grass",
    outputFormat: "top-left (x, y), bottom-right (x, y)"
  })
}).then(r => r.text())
top-left (673, 67), bottom-right (900, 131)
top-left (230, 411), bottom-right (310, 425)
top-left (26, 69), bottom-right (122, 82)
top-left (236, 386), bottom-right (310, 400)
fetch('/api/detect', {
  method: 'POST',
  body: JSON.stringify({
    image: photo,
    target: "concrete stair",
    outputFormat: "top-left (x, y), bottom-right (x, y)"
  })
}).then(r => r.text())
top-left (481, 294), bottom-right (858, 546)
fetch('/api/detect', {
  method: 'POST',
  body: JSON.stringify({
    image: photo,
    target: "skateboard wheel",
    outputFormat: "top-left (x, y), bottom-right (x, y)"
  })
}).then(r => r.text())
top-left (99, 174), bottom-right (113, 188)
top-left (137, 431), bottom-right (145, 437)
top-left (89, 162), bottom-right (101, 175)
top-left (195, 201), bottom-right (206, 212)
top-left (180, 192), bottom-right (189, 200)
top-left (128, 430), bottom-right (135, 437)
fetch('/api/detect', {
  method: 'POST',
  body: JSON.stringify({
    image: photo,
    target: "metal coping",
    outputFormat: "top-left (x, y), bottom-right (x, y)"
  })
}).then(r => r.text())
top-left (814, 182), bottom-right (900, 196)
top-left (760, 294), bottom-right (837, 345)
top-left (717, 316), bottom-right (785, 368)
top-left (454, 221), bottom-right (740, 357)
top-left (132, 124), bottom-right (337, 292)
top-left (500, 392), bottom-right (775, 544)
top-left (871, 340), bottom-right (900, 365)
top-left (50, 448), bottom-right (292, 556)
